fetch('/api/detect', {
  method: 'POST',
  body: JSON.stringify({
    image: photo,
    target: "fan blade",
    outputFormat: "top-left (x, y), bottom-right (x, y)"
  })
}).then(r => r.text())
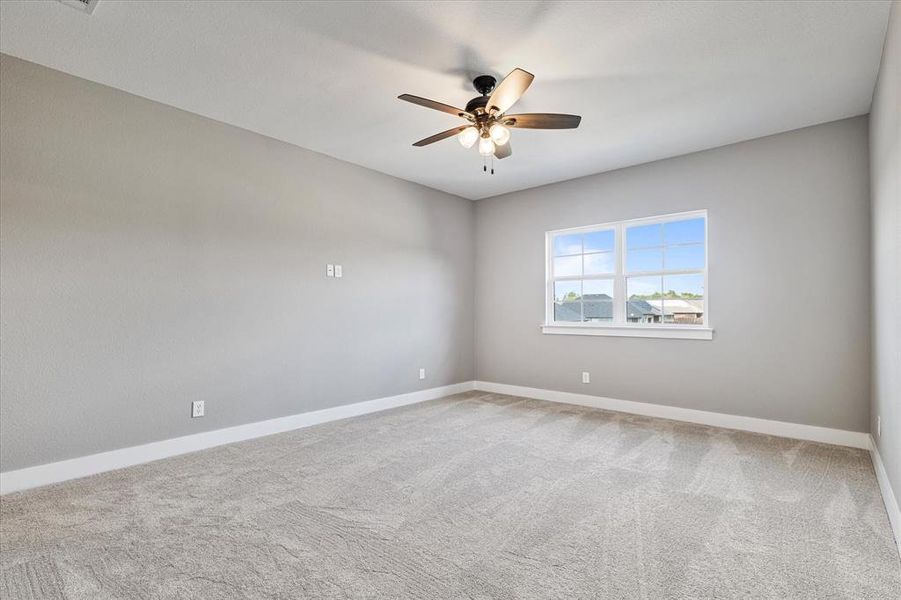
top-left (412, 125), bottom-right (469, 147)
top-left (486, 68), bottom-right (534, 115)
top-left (398, 94), bottom-right (472, 119)
top-left (504, 113), bottom-right (581, 129)
top-left (494, 142), bottom-right (512, 159)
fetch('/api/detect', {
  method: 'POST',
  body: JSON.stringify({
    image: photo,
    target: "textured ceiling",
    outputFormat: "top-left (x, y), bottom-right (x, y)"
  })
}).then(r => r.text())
top-left (0, 1), bottom-right (891, 200)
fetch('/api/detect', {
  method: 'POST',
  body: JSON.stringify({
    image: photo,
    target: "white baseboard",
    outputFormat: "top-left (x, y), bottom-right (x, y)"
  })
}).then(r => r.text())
top-left (473, 381), bottom-right (870, 449)
top-left (0, 381), bottom-right (476, 495)
top-left (0, 380), bottom-right (876, 497)
top-left (869, 435), bottom-right (901, 559)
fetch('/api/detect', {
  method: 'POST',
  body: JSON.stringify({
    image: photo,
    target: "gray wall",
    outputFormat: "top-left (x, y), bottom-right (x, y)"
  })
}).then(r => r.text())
top-left (870, 1), bottom-right (900, 502)
top-left (0, 50), bottom-right (880, 475)
top-left (0, 55), bottom-right (475, 472)
top-left (475, 117), bottom-right (871, 433)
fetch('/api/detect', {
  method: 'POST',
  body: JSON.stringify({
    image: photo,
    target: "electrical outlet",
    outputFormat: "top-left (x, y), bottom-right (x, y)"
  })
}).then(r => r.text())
top-left (419, 368), bottom-right (426, 380)
top-left (191, 400), bottom-right (205, 418)
top-left (326, 264), bottom-right (334, 277)
top-left (582, 371), bottom-right (590, 384)
top-left (877, 416), bottom-right (881, 438)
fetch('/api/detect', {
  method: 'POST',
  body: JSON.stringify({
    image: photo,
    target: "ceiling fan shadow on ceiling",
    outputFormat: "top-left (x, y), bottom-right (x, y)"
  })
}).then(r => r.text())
top-left (398, 67), bottom-right (581, 174)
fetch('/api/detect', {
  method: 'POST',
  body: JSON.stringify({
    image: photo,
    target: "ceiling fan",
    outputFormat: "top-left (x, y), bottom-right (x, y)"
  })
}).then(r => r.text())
top-left (398, 68), bottom-right (581, 171)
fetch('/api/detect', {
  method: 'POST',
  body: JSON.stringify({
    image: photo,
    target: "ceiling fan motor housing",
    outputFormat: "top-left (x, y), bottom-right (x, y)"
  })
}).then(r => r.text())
top-left (465, 95), bottom-right (490, 115)
top-left (465, 75), bottom-right (498, 115)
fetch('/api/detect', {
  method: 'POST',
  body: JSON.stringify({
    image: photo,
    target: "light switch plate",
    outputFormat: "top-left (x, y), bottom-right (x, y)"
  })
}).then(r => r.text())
top-left (334, 265), bottom-right (343, 278)
top-left (326, 264), bottom-right (334, 277)
top-left (419, 368), bottom-right (426, 380)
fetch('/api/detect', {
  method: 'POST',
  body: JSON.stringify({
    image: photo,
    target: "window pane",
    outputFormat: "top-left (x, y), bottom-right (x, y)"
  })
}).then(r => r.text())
top-left (626, 298), bottom-right (661, 323)
top-left (584, 229), bottom-right (614, 253)
top-left (554, 280), bottom-right (581, 303)
top-left (554, 303), bottom-right (581, 322)
top-left (626, 223), bottom-right (662, 249)
top-left (584, 252), bottom-right (614, 275)
top-left (553, 302), bottom-right (580, 322)
top-left (583, 279), bottom-right (613, 322)
top-left (583, 300), bottom-right (613, 322)
top-left (662, 274), bottom-right (704, 324)
top-left (627, 275), bottom-right (662, 299)
top-left (662, 274), bottom-right (704, 298)
top-left (554, 280), bottom-right (581, 322)
top-left (625, 248), bottom-right (663, 272)
top-left (662, 298), bottom-right (704, 324)
top-left (664, 218), bottom-right (705, 245)
top-left (553, 233), bottom-right (582, 256)
top-left (627, 276), bottom-right (663, 324)
top-left (664, 243), bottom-right (705, 270)
top-left (553, 255), bottom-right (581, 277)
top-left (582, 279), bottom-right (613, 299)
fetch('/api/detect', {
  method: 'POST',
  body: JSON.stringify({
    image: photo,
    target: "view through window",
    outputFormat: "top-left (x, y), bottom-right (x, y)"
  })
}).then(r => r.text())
top-left (547, 211), bottom-right (707, 327)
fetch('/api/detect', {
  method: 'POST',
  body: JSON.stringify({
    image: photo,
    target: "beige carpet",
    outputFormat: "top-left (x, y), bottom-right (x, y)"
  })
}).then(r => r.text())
top-left (1, 391), bottom-right (899, 599)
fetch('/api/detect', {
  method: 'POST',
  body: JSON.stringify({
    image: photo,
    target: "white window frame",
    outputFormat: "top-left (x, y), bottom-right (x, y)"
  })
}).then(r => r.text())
top-left (542, 210), bottom-right (712, 340)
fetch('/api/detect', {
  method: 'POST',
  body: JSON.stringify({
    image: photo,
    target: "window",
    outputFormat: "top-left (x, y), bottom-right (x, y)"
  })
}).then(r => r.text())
top-left (551, 227), bottom-right (615, 323)
top-left (544, 210), bottom-right (711, 340)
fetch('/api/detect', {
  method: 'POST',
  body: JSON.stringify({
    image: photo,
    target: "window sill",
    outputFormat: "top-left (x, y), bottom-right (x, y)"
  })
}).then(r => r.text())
top-left (540, 323), bottom-right (714, 340)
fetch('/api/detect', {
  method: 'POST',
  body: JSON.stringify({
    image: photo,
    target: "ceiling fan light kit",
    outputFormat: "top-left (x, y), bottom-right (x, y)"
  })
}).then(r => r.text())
top-left (458, 126), bottom-right (479, 148)
top-left (478, 136), bottom-right (495, 157)
top-left (488, 122), bottom-right (511, 146)
top-left (398, 68), bottom-right (582, 173)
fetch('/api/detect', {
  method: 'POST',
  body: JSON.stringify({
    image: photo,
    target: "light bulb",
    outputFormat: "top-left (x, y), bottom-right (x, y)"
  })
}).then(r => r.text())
top-left (457, 126), bottom-right (479, 148)
top-left (478, 136), bottom-right (495, 156)
top-left (489, 123), bottom-right (510, 146)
